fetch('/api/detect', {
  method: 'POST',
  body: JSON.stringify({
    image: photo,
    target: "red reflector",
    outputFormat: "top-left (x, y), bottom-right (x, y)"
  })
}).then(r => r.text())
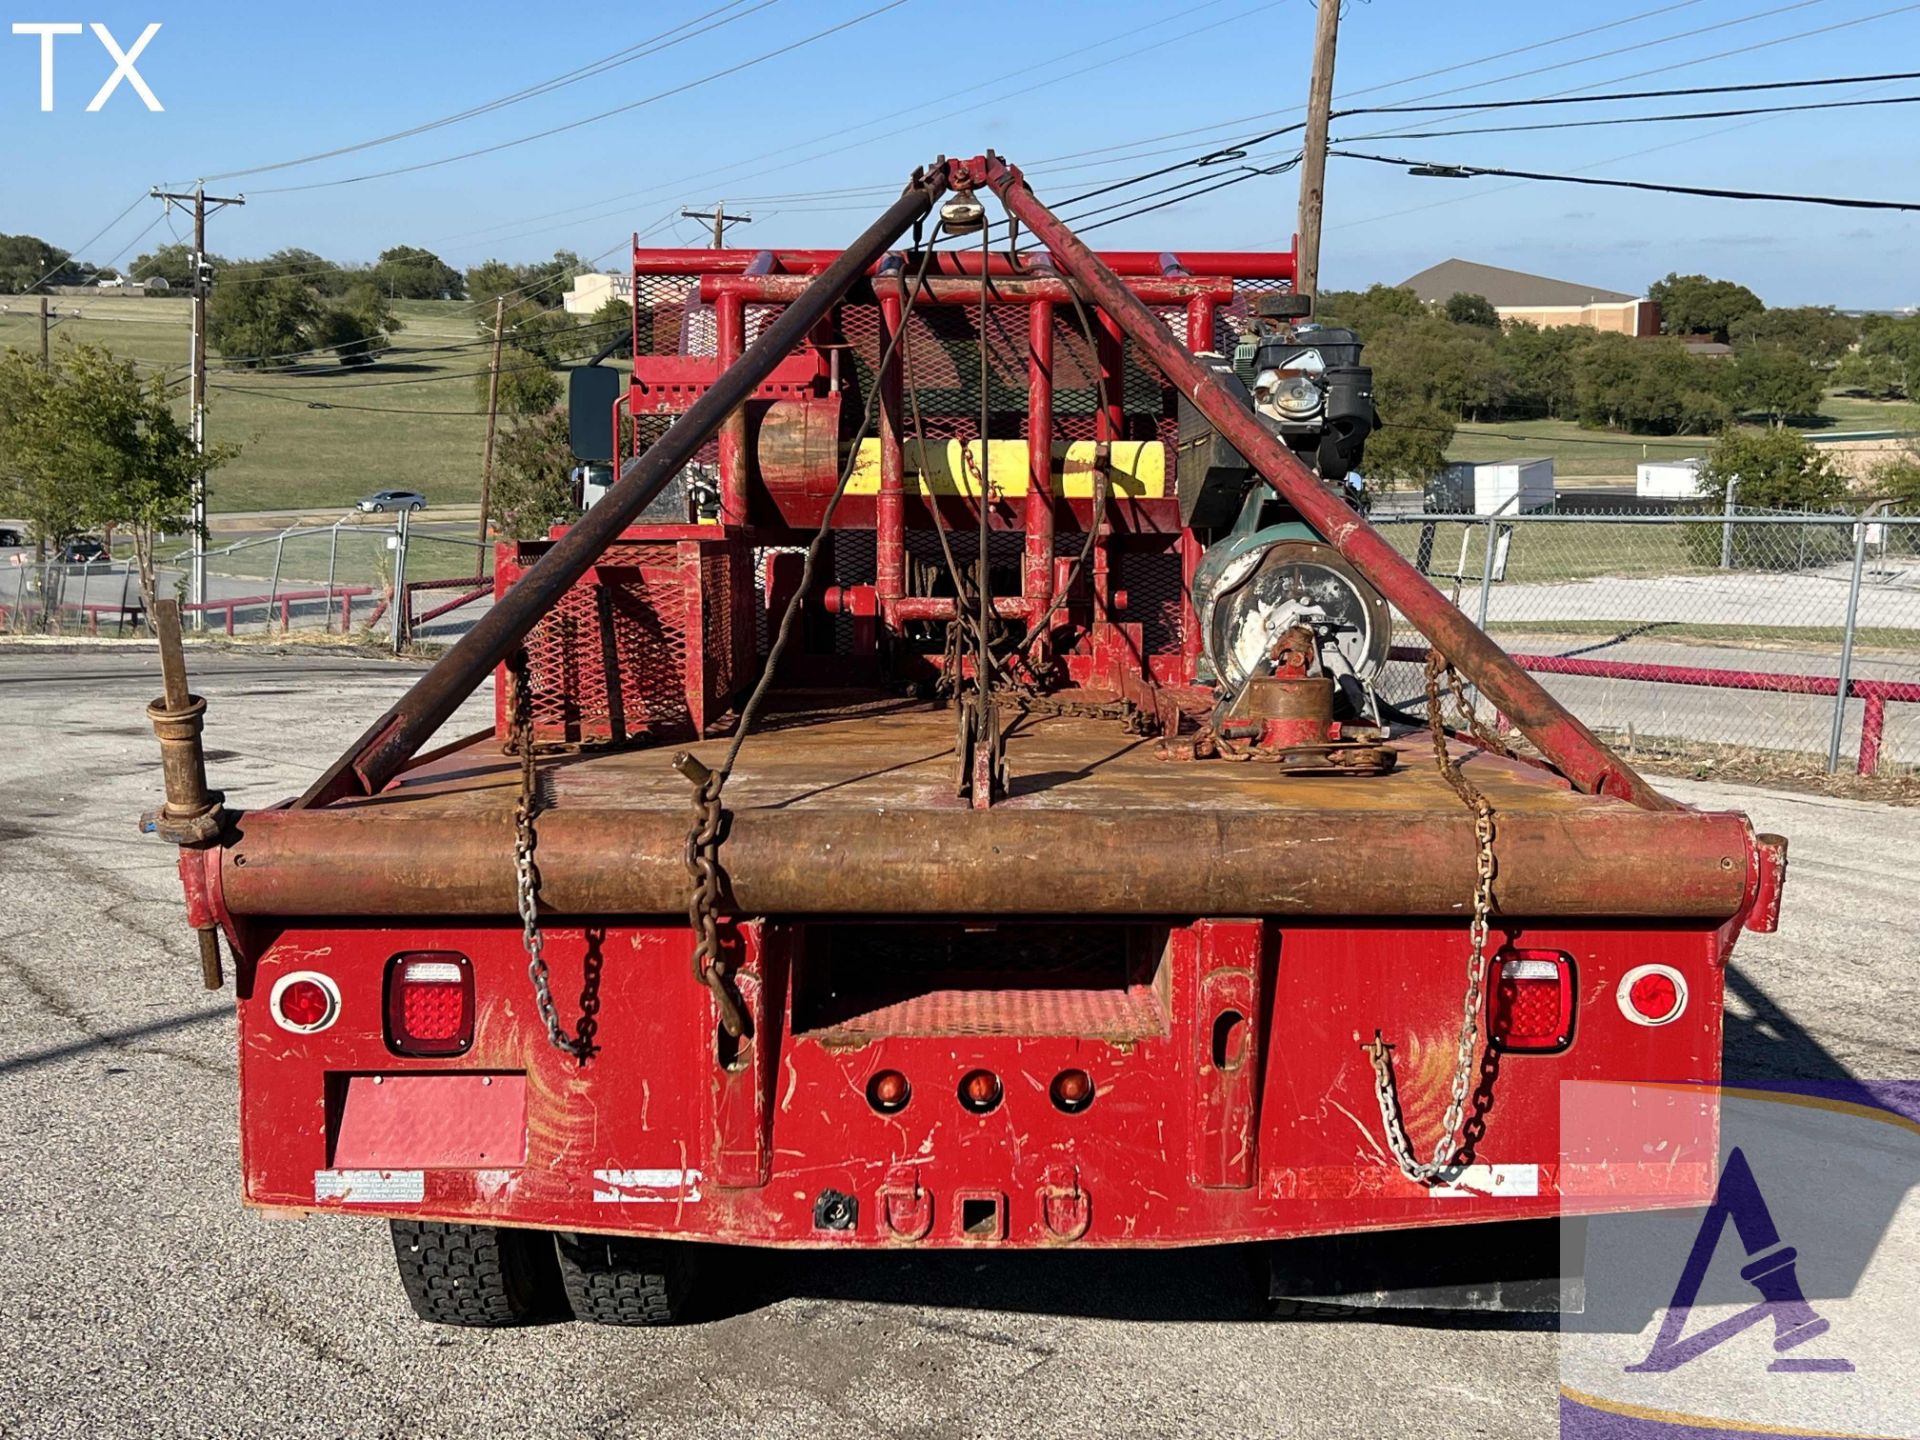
top-left (278, 979), bottom-right (331, 1028)
top-left (386, 954), bottom-right (474, 1056)
top-left (1489, 949), bottom-right (1573, 1052)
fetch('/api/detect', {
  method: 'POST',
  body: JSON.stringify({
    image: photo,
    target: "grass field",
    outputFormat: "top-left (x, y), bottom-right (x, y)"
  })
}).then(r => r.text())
top-left (1, 295), bottom-right (1911, 512)
top-left (0, 295), bottom-right (503, 515)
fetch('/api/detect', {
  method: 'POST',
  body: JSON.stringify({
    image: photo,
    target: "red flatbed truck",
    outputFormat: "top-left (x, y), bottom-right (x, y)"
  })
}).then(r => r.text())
top-left (144, 155), bottom-right (1785, 1326)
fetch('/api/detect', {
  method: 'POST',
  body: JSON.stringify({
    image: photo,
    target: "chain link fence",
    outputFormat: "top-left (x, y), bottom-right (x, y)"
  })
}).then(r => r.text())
top-left (1, 516), bottom-right (498, 644)
top-left (1374, 511), bottom-right (1920, 776)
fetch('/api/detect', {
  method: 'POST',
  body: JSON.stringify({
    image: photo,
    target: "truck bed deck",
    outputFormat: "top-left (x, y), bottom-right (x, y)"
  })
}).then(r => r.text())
top-left (216, 692), bottom-right (1755, 923)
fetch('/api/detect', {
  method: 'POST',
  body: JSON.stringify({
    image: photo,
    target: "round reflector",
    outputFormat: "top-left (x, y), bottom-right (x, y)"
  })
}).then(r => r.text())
top-left (1050, 1069), bottom-right (1094, 1114)
top-left (958, 1070), bottom-right (1003, 1114)
top-left (867, 1070), bottom-right (911, 1114)
top-left (269, 971), bottom-right (340, 1034)
top-left (1617, 964), bottom-right (1687, 1027)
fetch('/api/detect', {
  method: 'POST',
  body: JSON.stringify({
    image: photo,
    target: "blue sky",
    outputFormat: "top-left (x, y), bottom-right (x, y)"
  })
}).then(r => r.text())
top-left (6, 0), bottom-right (1918, 306)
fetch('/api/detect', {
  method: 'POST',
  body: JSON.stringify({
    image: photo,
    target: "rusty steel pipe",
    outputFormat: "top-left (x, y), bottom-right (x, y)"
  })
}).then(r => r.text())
top-left (639, 247), bottom-right (1297, 279)
top-left (982, 158), bottom-right (1672, 812)
top-left (700, 274), bottom-right (1238, 307)
top-left (219, 805), bottom-right (1753, 921)
top-left (143, 599), bottom-right (226, 987)
top-left (296, 169), bottom-right (949, 810)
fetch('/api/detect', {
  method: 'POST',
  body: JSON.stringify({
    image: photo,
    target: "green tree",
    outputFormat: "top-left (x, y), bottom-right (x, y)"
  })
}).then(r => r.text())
top-left (130, 242), bottom-right (230, 289)
top-left (1316, 282), bottom-right (1426, 333)
top-left (1648, 272), bottom-right (1765, 342)
top-left (1728, 305), bottom-right (1858, 364)
top-left (1837, 314), bottom-right (1920, 400)
top-left (1495, 321), bottom-right (1596, 420)
top-left (373, 245), bottom-right (465, 300)
top-left (264, 247), bottom-right (348, 297)
top-left (206, 262), bottom-right (324, 367)
top-left (1699, 426), bottom-right (1846, 510)
top-left (466, 250), bottom-right (586, 311)
top-left (489, 407), bottom-right (578, 537)
top-left (1573, 334), bottom-right (1730, 434)
top-left (1443, 291), bottom-right (1500, 328)
top-left (314, 283), bottom-right (402, 366)
top-left (0, 344), bottom-right (235, 613)
top-left (480, 345), bottom-right (563, 418)
top-left (0, 233), bottom-right (80, 291)
top-left (1727, 348), bottom-right (1822, 426)
top-left (1358, 399), bottom-right (1454, 488)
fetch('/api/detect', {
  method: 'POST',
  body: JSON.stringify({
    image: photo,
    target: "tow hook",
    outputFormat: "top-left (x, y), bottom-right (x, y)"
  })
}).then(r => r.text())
top-left (141, 599), bottom-right (228, 989)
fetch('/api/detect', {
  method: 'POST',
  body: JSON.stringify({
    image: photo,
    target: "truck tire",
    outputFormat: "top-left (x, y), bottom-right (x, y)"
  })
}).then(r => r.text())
top-left (553, 1232), bottom-right (694, 1326)
top-left (389, 1220), bottom-right (560, 1327)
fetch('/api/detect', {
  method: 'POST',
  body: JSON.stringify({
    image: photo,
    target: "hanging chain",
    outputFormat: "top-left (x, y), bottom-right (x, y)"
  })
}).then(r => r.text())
top-left (674, 751), bottom-right (745, 1038)
top-left (1363, 650), bottom-right (1499, 1184)
top-left (509, 651), bottom-right (589, 1061)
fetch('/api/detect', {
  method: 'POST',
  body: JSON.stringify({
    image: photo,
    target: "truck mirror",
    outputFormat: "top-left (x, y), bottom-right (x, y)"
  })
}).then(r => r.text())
top-left (568, 365), bottom-right (621, 463)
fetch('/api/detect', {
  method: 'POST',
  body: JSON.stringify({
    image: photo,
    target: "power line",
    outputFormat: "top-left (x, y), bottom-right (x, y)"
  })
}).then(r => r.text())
top-left (1342, 67), bottom-right (1920, 115)
top-left (194, 1), bottom-right (776, 183)
top-left (1330, 148), bottom-right (1920, 211)
top-left (249, 1), bottom-right (914, 194)
top-left (1342, 91), bottom-right (1920, 143)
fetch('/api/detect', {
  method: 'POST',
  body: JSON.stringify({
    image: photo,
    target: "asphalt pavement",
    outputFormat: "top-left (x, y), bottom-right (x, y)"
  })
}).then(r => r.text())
top-left (2, 644), bottom-right (1916, 1439)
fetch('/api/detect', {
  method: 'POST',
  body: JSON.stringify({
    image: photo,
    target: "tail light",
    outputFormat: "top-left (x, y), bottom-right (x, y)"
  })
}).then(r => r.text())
top-left (269, 971), bottom-right (340, 1034)
top-left (1618, 964), bottom-right (1688, 1027)
top-left (386, 953), bottom-right (474, 1056)
top-left (1488, 949), bottom-right (1573, 1052)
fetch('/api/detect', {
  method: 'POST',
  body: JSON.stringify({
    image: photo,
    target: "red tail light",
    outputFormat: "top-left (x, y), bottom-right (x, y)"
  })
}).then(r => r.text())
top-left (386, 953), bottom-right (474, 1056)
top-left (1488, 949), bottom-right (1573, 1052)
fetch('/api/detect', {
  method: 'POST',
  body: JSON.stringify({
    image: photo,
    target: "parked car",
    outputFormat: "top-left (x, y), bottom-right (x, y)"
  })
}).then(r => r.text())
top-left (0, 520), bottom-right (26, 549)
top-left (59, 537), bottom-right (111, 564)
top-left (357, 489), bottom-right (427, 513)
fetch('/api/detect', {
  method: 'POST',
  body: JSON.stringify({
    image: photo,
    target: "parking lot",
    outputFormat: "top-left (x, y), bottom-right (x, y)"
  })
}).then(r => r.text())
top-left (3, 643), bottom-right (1918, 1439)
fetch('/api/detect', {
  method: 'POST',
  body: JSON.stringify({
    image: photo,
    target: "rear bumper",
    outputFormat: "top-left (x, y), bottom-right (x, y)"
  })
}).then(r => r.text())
top-left (234, 915), bottom-right (1730, 1248)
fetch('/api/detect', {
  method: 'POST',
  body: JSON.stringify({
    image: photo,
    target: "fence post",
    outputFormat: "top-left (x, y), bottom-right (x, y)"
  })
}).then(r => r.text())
top-left (268, 534), bottom-right (285, 634)
top-left (1826, 518), bottom-right (1869, 774)
top-left (1476, 515), bottom-right (1498, 629)
top-left (390, 510), bottom-right (410, 655)
top-left (1720, 476), bottom-right (1740, 570)
top-left (325, 523), bottom-right (340, 632)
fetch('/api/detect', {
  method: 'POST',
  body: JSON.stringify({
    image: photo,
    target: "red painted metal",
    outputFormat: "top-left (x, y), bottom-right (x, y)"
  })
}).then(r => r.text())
top-left (981, 154), bottom-right (1671, 813)
top-left (231, 915), bottom-right (1722, 1242)
top-left (1390, 645), bottom-right (1920, 777)
top-left (1025, 299), bottom-right (1055, 629)
top-left (635, 245), bottom-right (1297, 280)
top-left (160, 160), bottom-right (1787, 1278)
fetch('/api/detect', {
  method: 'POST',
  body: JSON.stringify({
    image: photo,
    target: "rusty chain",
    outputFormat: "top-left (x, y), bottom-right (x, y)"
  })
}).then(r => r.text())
top-left (508, 651), bottom-right (590, 1061)
top-left (674, 752), bottom-right (745, 1038)
top-left (1363, 649), bottom-right (1499, 1184)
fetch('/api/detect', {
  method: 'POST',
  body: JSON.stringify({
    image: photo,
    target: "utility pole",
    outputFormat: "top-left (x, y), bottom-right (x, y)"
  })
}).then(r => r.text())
top-left (477, 296), bottom-right (507, 567)
top-left (38, 295), bottom-right (49, 366)
top-left (1295, 0), bottom-right (1343, 304)
top-left (681, 203), bottom-right (752, 248)
top-left (151, 183), bottom-right (245, 629)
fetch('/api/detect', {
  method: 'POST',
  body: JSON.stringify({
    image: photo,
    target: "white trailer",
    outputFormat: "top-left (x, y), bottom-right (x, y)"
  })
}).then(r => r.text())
top-left (1637, 458), bottom-right (1705, 499)
top-left (1430, 458), bottom-right (1555, 515)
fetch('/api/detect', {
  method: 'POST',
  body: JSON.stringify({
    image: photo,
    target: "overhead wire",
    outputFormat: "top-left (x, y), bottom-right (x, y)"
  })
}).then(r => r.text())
top-left (193, 0), bottom-right (777, 183)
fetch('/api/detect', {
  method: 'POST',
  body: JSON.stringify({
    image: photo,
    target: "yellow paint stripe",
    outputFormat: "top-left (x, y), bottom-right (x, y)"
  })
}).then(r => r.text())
top-left (847, 438), bottom-right (1166, 498)
top-left (1560, 1386), bottom-right (1894, 1440)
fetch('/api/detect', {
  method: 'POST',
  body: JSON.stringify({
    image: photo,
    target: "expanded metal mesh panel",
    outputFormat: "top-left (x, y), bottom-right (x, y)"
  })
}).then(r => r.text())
top-left (500, 538), bottom-right (749, 744)
top-left (793, 923), bottom-right (1168, 1039)
top-left (1113, 543), bottom-right (1188, 656)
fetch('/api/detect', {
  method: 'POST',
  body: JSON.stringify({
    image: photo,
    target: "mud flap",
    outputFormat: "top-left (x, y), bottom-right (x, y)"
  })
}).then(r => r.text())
top-left (1265, 1218), bottom-right (1586, 1315)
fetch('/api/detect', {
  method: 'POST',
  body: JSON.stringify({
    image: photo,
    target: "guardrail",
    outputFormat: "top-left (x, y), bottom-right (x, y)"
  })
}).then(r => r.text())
top-left (182, 585), bottom-right (376, 637)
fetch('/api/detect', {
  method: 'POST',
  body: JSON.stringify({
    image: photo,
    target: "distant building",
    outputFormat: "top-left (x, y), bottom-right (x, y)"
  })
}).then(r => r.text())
top-left (563, 272), bottom-right (634, 315)
top-left (1400, 258), bottom-right (1660, 336)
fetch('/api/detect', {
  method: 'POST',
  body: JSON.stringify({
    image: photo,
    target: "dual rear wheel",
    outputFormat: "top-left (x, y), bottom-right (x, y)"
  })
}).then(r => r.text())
top-left (389, 1220), bottom-right (695, 1328)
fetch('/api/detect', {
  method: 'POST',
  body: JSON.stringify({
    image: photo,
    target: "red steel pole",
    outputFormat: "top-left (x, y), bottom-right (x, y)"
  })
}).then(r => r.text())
top-left (983, 156), bottom-right (1672, 810)
top-left (876, 287), bottom-right (907, 621)
top-left (715, 293), bottom-right (749, 528)
top-left (1025, 300), bottom-right (1056, 628)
